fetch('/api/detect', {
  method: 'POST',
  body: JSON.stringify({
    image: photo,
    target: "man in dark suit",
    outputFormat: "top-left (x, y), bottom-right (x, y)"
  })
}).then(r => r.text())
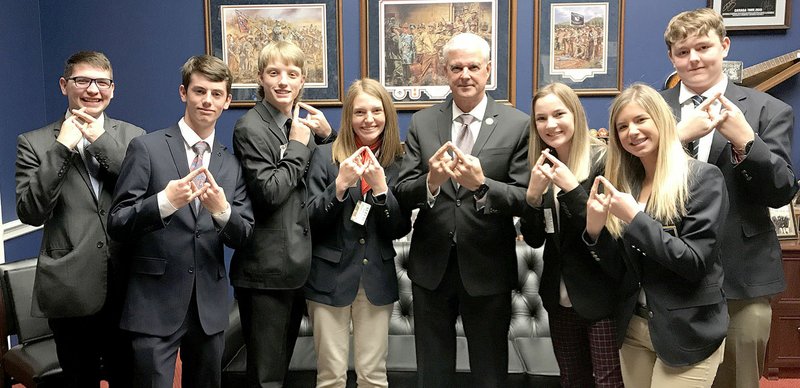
top-left (15, 51), bottom-right (144, 388)
top-left (661, 8), bottom-right (797, 388)
top-left (108, 55), bottom-right (253, 388)
top-left (230, 40), bottom-right (335, 387)
top-left (395, 32), bottom-right (530, 387)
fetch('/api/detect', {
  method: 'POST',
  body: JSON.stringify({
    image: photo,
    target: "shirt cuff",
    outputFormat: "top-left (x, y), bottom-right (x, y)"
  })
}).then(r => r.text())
top-left (157, 190), bottom-right (179, 219)
top-left (211, 204), bottom-right (231, 228)
top-left (425, 175), bottom-right (439, 208)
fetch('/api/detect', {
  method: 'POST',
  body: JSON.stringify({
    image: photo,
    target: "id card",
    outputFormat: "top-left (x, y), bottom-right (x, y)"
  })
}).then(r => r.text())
top-left (280, 143), bottom-right (288, 159)
top-left (544, 208), bottom-right (555, 234)
top-left (351, 200), bottom-right (371, 225)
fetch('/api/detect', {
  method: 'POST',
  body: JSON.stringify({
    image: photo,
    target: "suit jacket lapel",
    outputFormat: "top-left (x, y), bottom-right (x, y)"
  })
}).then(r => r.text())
top-left (471, 96), bottom-right (498, 157)
top-left (435, 98), bottom-right (460, 196)
top-left (255, 101), bottom-right (288, 143)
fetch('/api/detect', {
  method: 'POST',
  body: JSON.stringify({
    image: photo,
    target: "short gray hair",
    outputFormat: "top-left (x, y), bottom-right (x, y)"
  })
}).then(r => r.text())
top-left (442, 33), bottom-right (490, 63)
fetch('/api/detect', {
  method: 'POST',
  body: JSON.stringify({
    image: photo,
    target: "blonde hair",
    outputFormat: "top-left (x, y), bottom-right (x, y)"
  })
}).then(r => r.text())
top-left (605, 83), bottom-right (689, 238)
top-left (256, 40), bottom-right (305, 100)
top-left (331, 78), bottom-right (403, 167)
top-left (664, 8), bottom-right (726, 51)
top-left (529, 82), bottom-right (604, 183)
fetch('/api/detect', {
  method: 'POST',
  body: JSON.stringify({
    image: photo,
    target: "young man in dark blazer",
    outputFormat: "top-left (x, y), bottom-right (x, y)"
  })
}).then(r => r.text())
top-left (108, 55), bottom-right (253, 388)
top-left (230, 40), bottom-right (336, 387)
top-left (395, 32), bottom-right (530, 387)
top-left (15, 51), bottom-right (145, 388)
top-left (661, 8), bottom-right (797, 388)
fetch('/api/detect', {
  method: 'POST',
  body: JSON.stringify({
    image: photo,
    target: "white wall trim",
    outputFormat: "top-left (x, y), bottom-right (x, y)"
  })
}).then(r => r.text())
top-left (3, 219), bottom-right (41, 241)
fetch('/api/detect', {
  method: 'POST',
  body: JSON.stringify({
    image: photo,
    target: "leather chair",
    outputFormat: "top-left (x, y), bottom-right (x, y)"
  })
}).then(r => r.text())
top-left (0, 258), bottom-right (62, 387)
top-left (222, 241), bottom-right (560, 387)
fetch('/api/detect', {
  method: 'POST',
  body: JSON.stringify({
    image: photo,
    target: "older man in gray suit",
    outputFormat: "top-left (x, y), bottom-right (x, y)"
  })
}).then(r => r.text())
top-left (396, 33), bottom-right (530, 387)
top-left (15, 51), bottom-right (145, 388)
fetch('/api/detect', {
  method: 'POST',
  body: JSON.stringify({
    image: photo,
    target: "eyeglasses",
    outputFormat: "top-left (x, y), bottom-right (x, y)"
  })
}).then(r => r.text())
top-left (66, 77), bottom-right (114, 90)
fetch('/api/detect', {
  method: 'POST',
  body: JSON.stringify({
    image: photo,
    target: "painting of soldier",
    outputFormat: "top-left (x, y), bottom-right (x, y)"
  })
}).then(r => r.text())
top-left (381, 1), bottom-right (495, 87)
top-left (550, 4), bottom-right (606, 71)
top-left (220, 4), bottom-right (327, 86)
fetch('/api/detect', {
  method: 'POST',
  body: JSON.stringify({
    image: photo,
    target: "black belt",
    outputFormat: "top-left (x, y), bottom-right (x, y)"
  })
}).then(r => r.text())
top-left (635, 304), bottom-right (653, 319)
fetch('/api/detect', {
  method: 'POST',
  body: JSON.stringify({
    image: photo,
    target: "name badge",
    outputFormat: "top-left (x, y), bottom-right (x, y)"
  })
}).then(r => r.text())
top-left (280, 143), bottom-right (288, 159)
top-left (351, 200), bottom-right (371, 225)
top-left (544, 208), bottom-right (555, 234)
top-left (662, 225), bottom-right (677, 237)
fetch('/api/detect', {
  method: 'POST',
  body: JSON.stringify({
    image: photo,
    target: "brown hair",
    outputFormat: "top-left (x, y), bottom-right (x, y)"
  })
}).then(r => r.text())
top-left (181, 55), bottom-right (233, 94)
top-left (332, 78), bottom-right (403, 167)
top-left (63, 51), bottom-right (113, 78)
top-left (664, 8), bottom-right (726, 50)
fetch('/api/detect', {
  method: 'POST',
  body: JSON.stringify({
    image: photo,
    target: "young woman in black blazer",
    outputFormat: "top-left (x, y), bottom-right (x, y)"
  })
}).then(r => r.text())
top-left (304, 78), bottom-right (410, 387)
top-left (585, 84), bottom-right (729, 387)
top-left (521, 82), bottom-right (623, 387)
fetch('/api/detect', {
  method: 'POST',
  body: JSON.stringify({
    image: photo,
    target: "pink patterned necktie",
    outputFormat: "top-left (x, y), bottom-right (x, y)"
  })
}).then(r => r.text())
top-left (190, 141), bottom-right (208, 188)
top-left (455, 114), bottom-right (475, 154)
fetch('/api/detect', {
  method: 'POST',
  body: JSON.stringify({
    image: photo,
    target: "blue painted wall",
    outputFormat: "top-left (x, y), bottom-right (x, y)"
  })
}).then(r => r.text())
top-left (2, 0), bottom-right (799, 260)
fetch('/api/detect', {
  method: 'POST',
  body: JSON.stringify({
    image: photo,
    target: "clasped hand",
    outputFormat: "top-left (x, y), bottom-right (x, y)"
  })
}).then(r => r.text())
top-left (678, 93), bottom-right (754, 148)
top-left (56, 108), bottom-right (106, 150)
top-left (165, 167), bottom-right (228, 214)
top-left (585, 176), bottom-right (638, 239)
top-left (336, 146), bottom-right (387, 200)
top-left (427, 141), bottom-right (484, 192)
top-left (526, 149), bottom-right (580, 207)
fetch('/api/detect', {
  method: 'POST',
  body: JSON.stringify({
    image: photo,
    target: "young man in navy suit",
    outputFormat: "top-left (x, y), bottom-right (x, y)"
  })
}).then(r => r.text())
top-left (661, 8), bottom-right (797, 388)
top-left (109, 55), bottom-right (253, 388)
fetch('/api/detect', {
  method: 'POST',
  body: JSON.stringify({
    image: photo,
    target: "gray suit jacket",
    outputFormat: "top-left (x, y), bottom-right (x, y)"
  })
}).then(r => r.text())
top-left (16, 115), bottom-right (145, 318)
top-left (662, 82), bottom-right (797, 299)
top-left (395, 95), bottom-right (530, 296)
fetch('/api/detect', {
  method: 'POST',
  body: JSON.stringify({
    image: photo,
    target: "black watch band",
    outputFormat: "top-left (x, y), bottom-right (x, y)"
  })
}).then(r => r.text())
top-left (473, 183), bottom-right (489, 200)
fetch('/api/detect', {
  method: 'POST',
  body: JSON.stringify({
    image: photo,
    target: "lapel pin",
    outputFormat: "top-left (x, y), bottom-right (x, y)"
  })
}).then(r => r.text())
top-left (486, 118), bottom-right (494, 125)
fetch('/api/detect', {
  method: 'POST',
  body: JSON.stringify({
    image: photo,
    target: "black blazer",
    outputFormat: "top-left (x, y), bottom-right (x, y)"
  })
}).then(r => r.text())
top-left (662, 82), bottom-right (797, 299)
top-left (230, 101), bottom-right (335, 290)
top-left (396, 95), bottom-right (530, 296)
top-left (588, 160), bottom-right (729, 366)
top-left (108, 125), bottom-right (254, 337)
top-left (520, 147), bottom-right (618, 321)
top-left (304, 144), bottom-right (411, 307)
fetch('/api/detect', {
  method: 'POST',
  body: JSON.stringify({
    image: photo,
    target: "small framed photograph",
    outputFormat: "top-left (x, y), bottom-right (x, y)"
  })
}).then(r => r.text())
top-left (709, 0), bottom-right (791, 31)
top-left (204, 0), bottom-right (344, 107)
top-left (361, 0), bottom-right (518, 110)
top-left (534, 0), bottom-right (625, 95)
top-left (769, 204), bottom-right (797, 240)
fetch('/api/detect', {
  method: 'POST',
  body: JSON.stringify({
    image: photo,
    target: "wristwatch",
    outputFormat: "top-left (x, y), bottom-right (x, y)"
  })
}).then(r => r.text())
top-left (473, 183), bottom-right (489, 200)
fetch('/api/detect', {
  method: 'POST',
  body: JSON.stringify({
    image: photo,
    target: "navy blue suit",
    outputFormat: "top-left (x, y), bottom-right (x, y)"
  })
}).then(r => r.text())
top-left (109, 124), bottom-right (253, 388)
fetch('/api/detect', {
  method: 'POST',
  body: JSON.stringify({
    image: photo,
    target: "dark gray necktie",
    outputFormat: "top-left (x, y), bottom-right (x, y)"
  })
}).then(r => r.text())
top-left (687, 95), bottom-right (706, 158)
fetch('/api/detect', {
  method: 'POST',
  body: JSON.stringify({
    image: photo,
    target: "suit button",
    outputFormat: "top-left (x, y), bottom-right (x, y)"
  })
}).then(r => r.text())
top-left (648, 311), bottom-right (654, 318)
top-left (303, 228), bottom-right (309, 236)
top-left (188, 266), bottom-right (194, 274)
top-left (456, 200), bottom-right (461, 207)
top-left (96, 241), bottom-right (104, 248)
top-left (448, 231), bottom-right (454, 238)
top-left (300, 201), bottom-right (305, 208)
top-left (195, 232), bottom-right (201, 238)
top-left (99, 209), bottom-right (106, 216)
top-left (359, 238), bottom-right (366, 245)
top-left (362, 258), bottom-right (368, 265)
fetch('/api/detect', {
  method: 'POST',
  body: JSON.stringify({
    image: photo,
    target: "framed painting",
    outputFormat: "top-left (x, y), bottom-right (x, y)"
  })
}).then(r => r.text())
top-left (770, 204), bottom-right (798, 240)
top-left (534, 0), bottom-right (624, 95)
top-left (204, 0), bottom-right (343, 107)
top-left (709, 0), bottom-right (791, 30)
top-left (361, 0), bottom-right (517, 110)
